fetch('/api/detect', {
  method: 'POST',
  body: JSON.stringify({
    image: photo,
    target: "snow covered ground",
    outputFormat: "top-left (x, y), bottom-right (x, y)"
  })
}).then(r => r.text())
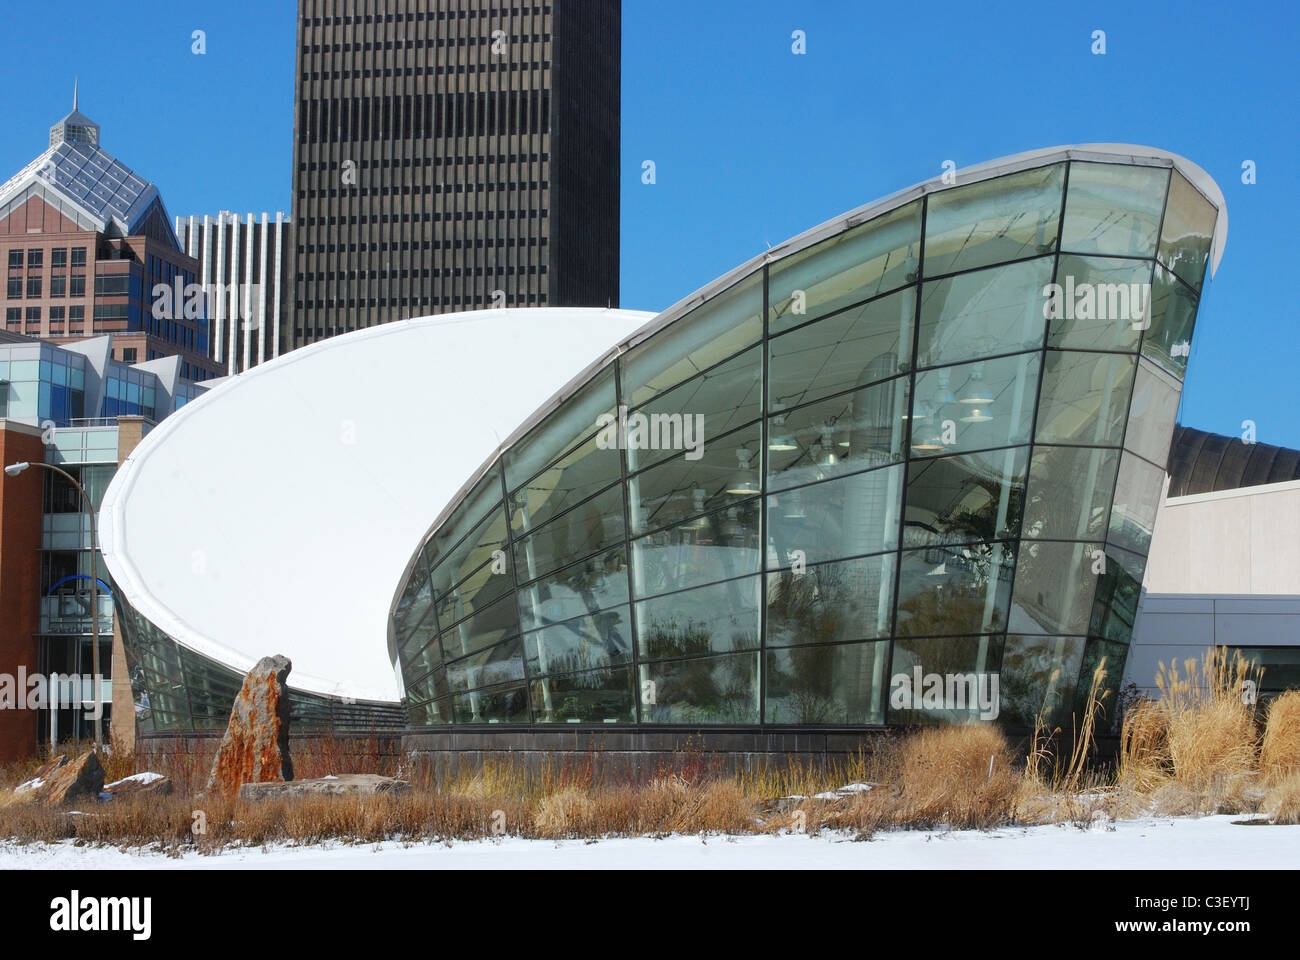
top-left (0, 815), bottom-right (1292, 869)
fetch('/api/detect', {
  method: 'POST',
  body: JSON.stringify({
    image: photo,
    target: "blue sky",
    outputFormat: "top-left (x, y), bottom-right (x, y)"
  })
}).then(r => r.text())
top-left (0, 1), bottom-right (1294, 444)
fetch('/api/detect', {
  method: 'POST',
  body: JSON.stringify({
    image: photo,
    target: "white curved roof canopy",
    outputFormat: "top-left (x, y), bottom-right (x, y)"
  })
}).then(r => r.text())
top-left (99, 308), bottom-right (654, 702)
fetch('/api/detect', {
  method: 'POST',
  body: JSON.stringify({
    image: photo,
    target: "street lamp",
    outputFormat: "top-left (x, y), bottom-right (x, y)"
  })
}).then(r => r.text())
top-left (4, 460), bottom-right (104, 751)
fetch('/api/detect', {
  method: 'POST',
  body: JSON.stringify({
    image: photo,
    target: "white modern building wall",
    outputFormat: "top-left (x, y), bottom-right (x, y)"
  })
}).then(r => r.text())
top-left (174, 212), bottom-right (291, 376)
top-left (1126, 478), bottom-right (1300, 697)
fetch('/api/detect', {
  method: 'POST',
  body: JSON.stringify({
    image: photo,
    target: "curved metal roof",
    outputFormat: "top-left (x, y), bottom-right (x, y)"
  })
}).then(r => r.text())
top-left (1167, 425), bottom-right (1300, 498)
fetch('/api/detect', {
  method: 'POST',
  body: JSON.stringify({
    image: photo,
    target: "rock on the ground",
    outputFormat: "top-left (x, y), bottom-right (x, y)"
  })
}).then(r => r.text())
top-left (203, 655), bottom-right (294, 797)
top-left (14, 755), bottom-right (69, 796)
top-left (239, 774), bottom-right (412, 801)
top-left (41, 751), bottom-right (105, 806)
top-left (104, 772), bottom-right (174, 799)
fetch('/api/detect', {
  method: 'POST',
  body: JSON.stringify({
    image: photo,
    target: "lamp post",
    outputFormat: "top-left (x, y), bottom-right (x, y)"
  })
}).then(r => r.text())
top-left (3, 460), bottom-right (104, 752)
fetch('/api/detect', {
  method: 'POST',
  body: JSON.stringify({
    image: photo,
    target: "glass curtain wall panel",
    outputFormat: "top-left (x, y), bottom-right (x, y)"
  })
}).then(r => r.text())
top-left (390, 152), bottom-right (1221, 732)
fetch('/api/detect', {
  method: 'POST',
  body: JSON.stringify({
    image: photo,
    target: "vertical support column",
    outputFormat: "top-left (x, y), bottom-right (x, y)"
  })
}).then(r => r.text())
top-left (258, 212), bottom-right (270, 366)
top-left (243, 213), bottom-right (255, 372)
top-left (273, 212), bottom-right (284, 361)
top-left (213, 213), bottom-right (225, 367)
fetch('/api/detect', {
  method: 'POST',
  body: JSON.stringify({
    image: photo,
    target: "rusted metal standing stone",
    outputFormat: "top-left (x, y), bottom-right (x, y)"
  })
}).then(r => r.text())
top-left (203, 655), bottom-right (294, 797)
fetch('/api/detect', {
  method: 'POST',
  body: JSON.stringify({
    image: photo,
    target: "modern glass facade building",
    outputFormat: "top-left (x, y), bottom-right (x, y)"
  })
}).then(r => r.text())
top-left (98, 145), bottom-right (1227, 747)
top-left (391, 145), bottom-right (1223, 733)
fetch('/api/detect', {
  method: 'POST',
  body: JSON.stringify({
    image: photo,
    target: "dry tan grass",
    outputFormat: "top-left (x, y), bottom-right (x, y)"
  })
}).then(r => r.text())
top-left (1263, 771), bottom-right (1300, 824)
top-left (1117, 698), bottom-right (1171, 793)
top-left (2, 645), bottom-right (1297, 847)
top-left (1157, 650), bottom-right (1260, 794)
top-left (1261, 691), bottom-right (1300, 782)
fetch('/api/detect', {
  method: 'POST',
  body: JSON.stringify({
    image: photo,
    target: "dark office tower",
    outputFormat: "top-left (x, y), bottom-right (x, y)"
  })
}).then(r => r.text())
top-left (290, 0), bottom-right (620, 350)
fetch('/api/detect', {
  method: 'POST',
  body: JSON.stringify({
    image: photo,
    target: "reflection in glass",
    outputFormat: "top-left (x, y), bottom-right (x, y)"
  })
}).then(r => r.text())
top-left (639, 652), bottom-right (760, 724)
top-left (888, 635), bottom-right (1005, 724)
top-left (768, 286), bottom-right (914, 410)
top-left (766, 554), bottom-right (896, 647)
top-left (768, 377), bottom-right (908, 492)
top-left (1048, 255), bottom-right (1152, 352)
top-left (438, 591), bottom-right (519, 661)
top-left (1022, 445), bottom-right (1118, 541)
top-left (503, 366), bottom-right (616, 491)
top-left (999, 635), bottom-right (1086, 729)
top-left (1008, 540), bottom-right (1098, 635)
top-left (622, 273), bottom-right (763, 406)
top-left (451, 682), bottom-right (530, 724)
top-left (517, 548), bottom-right (629, 632)
top-left (1074, 638), bottom-right (1127, 733)
top-left (1143, 265), bottom-right (1197, 377)
top-left (910, 353), bottom-right (1040, 457)
top-left (433, 550), bottom-right (515, 629)
top-left (446, 636), bottom-right (526, 693)
top-left (903, 447), bottom-right (1026, 547)
top-left (1125, 359), bottom-right (1181, 466)
top-left (1158, 172), bottom-right (1217, 292)
top-left (628, 346), bottom-right (761, 473)
top-left (895, 543), bottom-right (1015, 636)
top-left (924, 164), bottom-right (1065, 276)
top-left (629, 422), bottom-right (761, 535)
top-left (508, 433), bottom-right (622, 535)
top-left (1090, 545), bottom-right (1146, 645)
top-left (636, 577), bottom-right (760, 659)
top-left (1034, 350), bottom-right (1136, 447)
top-left (392, 566), bottom-right (433, 651)
top-left (1108, 452), bottom-right (1164, 555)
top-left (524, 605), bottom-right (632, 676)
top-left (768, 200), bottom-right (921, 333)
top-left (765, 640), bottom-right (887, 724)
top-left (630, 500), bottom-right (761, 598)
top-left (405, 666), bottom-right (448, 705)
top-left (400, 618), bottom-right (441, 678)
top-left (513, 483), bottom-right (625, 583)
top-left (425, 470), bottom-right (506, 574)
top-left (1060, 162), bottom-right (1168, 258)
top-left (531, 666), bottom-right (635, 723)
top-left (917, 257), bottom-right (1052, 368)
top-left (429, 502), bottom-right (511, 606)
top-left (767, 465), bottom-right (902, 566)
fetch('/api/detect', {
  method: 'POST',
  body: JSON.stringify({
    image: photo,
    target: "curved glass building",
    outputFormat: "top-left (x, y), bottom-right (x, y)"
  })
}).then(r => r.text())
top-left (391, 144), bottom-right (1224, 733)
top-left (100, 145), bottom-right (1226, 745)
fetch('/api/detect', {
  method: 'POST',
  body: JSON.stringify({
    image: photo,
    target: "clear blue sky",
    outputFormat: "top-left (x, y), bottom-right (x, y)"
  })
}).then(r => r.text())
top-left (0, 1), bottom-right (1294, 445)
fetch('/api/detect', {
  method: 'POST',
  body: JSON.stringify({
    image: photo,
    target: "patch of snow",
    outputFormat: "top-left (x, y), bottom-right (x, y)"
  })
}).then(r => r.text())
top-left (1, 816), bottom-right (1295, 870)
top-left (14, 778), bottom-right (44, 794)
top-left (788, 782), bottom-right (878, 801)
top-left (104, 772), bottom-right (165, 789)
